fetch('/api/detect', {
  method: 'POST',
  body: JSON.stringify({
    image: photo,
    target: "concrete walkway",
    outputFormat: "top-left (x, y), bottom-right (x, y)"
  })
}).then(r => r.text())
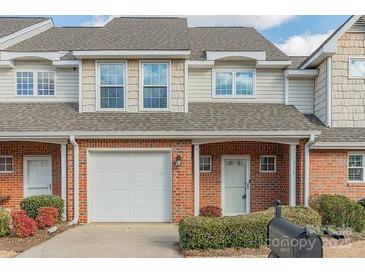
top-left (17, 223), bottom-right (182, 258)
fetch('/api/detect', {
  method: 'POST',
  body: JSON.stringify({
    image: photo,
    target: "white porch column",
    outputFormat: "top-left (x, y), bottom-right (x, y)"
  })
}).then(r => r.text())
top-left (193, 144), bottom-right (200, 216)
top-left (289, 144), bottom-right (297, 206)
top-left (61, 144), bottom-right (67, 220)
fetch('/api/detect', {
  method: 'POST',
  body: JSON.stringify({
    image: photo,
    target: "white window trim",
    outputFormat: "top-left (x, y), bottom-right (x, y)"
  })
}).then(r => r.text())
top-left (348, 56), bottom-right (365, 79)
top-left (259, 155), bottom-right (276, 173)
top-left (212, 69), bottom-right (256, 99)
top-left (199, 155), bottom-right (212, 173)
top-left (0, 155), bottom-right (13, 174)
top-left (14, 70), bottom-right (57, 97)
top-left (348, 152), bottom-right (365, 183)
top-left (96, 60), bottom-right (127, 111)
top-left (139, 60), bottom-right (171, 111)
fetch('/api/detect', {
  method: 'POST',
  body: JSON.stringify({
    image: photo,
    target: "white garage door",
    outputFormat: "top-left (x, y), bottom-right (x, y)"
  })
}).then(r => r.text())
top-left (89, 151), bottom-right (171, 222)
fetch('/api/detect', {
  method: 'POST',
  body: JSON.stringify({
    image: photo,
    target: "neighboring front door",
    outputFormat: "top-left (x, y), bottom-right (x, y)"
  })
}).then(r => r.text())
top-left (24, 156), bottom-right (52, 197)
top-left (222, 156), bottom-right (250, 215)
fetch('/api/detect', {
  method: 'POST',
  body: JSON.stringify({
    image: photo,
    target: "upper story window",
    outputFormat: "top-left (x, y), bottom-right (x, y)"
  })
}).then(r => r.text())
top-left (348, 154), bottom-right (365, 182)
top-left (213, 70), bottom-right (255, 98)
top-left (349, 57), bottom-right (365, 78)
top-left (98, 63), bottom-right (126, 110)
top-left (141, 62), bottom-right (170, 110)
top-left (16, 71), bottom-right (55, 96)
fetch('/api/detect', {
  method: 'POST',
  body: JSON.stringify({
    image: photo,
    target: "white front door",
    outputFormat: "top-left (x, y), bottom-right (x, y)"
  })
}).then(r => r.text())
top-left (24, 157), bottom-right (52, 197)
top-left (222, 156), bottom-right (250, 215)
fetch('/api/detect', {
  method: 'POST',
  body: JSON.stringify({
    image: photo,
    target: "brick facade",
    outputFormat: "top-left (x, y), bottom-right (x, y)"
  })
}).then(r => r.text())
top-left (199, 141), bottom-right (290, 212)
top-left (310, 149), bottom-right (365, 201)
top-left (0, 141), bottom-right (61, 209)
top-left (67, 139), bottom-right (194, 223)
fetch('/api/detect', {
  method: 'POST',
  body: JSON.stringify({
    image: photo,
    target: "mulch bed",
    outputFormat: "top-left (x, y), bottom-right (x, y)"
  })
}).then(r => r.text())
top-left (0, 222), bottom-right (74, 257)
top-left (183, 246), bottom-right (270, 258)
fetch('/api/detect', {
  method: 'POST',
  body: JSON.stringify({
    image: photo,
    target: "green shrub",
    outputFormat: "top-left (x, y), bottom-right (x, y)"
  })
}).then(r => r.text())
top-left (20, 195), bottom-right (64, 220)
top-left (358, 198), bottom-right (365, 209)
top-left (179, 206), bottom-right (321, 250)
top-left (310, 194), bottom-right (365, 232)
top-left (0, 208), bottom-right (10, 237)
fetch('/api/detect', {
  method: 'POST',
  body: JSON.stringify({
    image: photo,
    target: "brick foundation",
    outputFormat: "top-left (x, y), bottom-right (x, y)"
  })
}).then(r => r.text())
top-left (0, 141), bottom-right (61, 209)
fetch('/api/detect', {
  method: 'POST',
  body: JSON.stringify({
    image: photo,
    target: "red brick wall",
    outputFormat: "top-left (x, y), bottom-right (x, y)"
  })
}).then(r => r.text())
top-left (67, 139), bottom-right (194, 223)
top-left (199, 141), bottom-right (290, 212)
top-left (310, 149), bottom-right (365, 201)
top-left (0, 141), bottom-right (61, 209)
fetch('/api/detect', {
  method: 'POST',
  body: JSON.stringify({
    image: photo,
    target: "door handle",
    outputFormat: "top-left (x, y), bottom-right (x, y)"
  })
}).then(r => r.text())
top-left (48, 183), bottom-right (52, 190)
top-left (242, 193), bottom-right (247, 199)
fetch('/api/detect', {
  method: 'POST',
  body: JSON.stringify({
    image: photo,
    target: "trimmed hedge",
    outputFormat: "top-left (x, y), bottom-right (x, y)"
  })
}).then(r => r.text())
top-left (179, 206), bottom-right (321, 250)
top-left (310, 194), bottom-right (365, 232)
top-left (20, 195), bottom-right (64, 220)
top-left (0, 208), bottom-right (10, 237)
top-left (358, 198), bottom-right (365, 209)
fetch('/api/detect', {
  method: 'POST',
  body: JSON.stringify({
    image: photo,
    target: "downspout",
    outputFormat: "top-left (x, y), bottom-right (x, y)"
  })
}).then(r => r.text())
top-left (69, 135), bottom-right (79, 225)
top-left (304, 134), bottom-right (316, 207)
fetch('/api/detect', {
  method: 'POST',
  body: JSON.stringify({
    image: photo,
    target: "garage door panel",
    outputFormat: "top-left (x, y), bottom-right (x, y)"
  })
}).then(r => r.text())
top-left (89, 151), bottom-right (171, 222)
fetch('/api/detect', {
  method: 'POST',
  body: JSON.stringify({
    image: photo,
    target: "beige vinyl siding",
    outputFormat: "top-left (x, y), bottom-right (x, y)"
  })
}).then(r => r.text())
top-left (0, 60), bottom-right (78, 102)
top-left (313, 60), bottom-right (327, 124)
top-left (0, 20), bottom-right (52, 50)
top-left (288, 78), bottom-right (314, 114)
top-left (188, 67), bottom-right (285, 103)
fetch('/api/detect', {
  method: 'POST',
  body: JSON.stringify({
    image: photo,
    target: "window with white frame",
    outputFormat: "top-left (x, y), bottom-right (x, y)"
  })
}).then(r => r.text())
top-left (16, 71), bottom-right (55, 96)
top-left (349, 58), bottom-right (365, 78)
top-left (98, 63), bottom-right (125, 109)
top-left (260, 156), bottom-right (276, 172)
top-left (142, 62), bottom-right (169, 110)
top-left (0, 156), bottom-right (13, 173)
top-left (214, 70), bottom-right (255, 97)
top-left (348, 154), bottom-right (365, 181)
top-left (199, 156), bottom-right (212, 172)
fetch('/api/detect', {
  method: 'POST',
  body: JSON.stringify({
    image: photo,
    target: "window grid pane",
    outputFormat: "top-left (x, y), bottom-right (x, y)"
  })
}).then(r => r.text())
top-left (260, 156), bottom-right (276, 172)
top-left (37, 72), bottom-right (55, 95)
top-left (0, 157), bottom-right (13, 172)
top-left (236, 72), bottom-right (253, 95)
top-left (199, 156), bottom-right (211, 172)
top-left (99, 64), bottom-right (125, 109)
top-left (143, 63), bottom-right (168, 109)
top-left (16, 72), bottom-right (34, 95)
top-left (348, 155), bottom-right (364, 181)
top-left (215, 72), bottom-right (233, 95)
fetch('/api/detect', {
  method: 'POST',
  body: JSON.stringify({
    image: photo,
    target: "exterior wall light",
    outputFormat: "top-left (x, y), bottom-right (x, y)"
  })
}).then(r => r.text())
top-left (175, 155), bottom-right (182, 167)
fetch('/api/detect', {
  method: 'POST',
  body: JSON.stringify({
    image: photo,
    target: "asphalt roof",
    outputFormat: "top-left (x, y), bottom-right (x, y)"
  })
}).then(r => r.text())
top-left (316, 127), bottom-right (365, 143)
top-left (0, 17), bottom-right (49, 38)
top-left (0, 102), bottom-right (320, 133)
top-left (6, 17), bottom-right (290, 61)
top-left (288, 56), bottom-right (308, 69)
top-left (188, 27), bottom-right (290, 61)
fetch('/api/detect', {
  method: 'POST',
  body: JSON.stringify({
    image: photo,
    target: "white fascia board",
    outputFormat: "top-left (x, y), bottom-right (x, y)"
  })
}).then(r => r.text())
top-left (206, 51), bottom-right (266, 61)
top-left (187, 60), bottom-right (215, 68)
top-left (284, 69), bottom-right (319, 78)
top-left (0, 51), bottom-right (67, 61)
top-left (256, 60), bottom-right (292, 68)
top-left (0, 60), bottom-right (14, 68)
top-left (300, 15), bottom-right (361, 69)
top-left (72, 50), bottom-right (191, 59)
top-left (314, 142), bottom-right (365, 149)
top-left (0, 130), bottom-right (321, 139)
top-left (0, 19), bottom-right (53, 45)
top-left (52, 60), bottom-right (80, 67)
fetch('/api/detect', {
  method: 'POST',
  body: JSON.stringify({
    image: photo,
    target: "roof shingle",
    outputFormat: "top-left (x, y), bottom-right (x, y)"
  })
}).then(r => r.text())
top-left (0, 17), bottom-right (49, 38)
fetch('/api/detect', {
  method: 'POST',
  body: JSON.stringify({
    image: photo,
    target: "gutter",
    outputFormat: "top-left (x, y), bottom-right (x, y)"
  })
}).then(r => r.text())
top-left (304, 134), bottom-right (316, 207)
top-left (69, 135), bottom-right (79, 225)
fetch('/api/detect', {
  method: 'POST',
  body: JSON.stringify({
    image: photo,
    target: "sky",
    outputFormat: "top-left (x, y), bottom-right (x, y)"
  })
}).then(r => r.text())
top-left (33, 15), bottom-right (352, 56)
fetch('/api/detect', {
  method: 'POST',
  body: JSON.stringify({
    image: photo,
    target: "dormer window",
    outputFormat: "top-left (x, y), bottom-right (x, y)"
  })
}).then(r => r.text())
top-left (213, 69), bottom-right (255, 98)
top-left (16, 71), bottom-right (55, 96)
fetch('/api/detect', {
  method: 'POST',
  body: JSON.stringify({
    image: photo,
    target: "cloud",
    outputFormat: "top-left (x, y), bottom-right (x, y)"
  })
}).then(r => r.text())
top-left (81, 15), bottom-right (111, 27)
top-left (275, 30), bottom-right (335, 56)
top-left (186, 15), bottom-right (295, 30)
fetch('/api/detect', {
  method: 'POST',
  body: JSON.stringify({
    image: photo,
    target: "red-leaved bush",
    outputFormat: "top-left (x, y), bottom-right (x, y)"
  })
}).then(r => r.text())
top-left (199, 206), bottom-right (222, 217)
top-left (11, 210), bottom-right (38, 237)
top-left (36, 207), bottom-right (58, 229)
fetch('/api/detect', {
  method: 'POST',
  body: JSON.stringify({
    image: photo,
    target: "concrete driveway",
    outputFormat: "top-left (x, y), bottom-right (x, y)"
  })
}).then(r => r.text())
top-left (17, 223), bottom-right (182, 258)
